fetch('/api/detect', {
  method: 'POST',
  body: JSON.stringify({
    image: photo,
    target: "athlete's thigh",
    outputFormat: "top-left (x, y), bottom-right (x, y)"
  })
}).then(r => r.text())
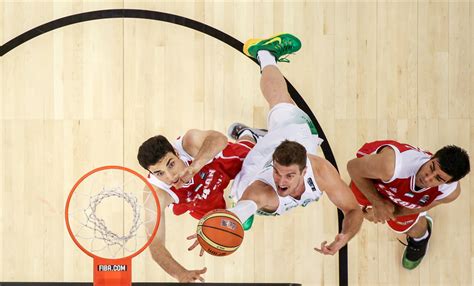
top-left (267, 103), bottom-right (317, 135)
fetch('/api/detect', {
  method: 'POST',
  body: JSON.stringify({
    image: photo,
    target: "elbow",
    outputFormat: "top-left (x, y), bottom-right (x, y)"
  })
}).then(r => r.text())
top-left (344, 204), bottom-right (363, 216)
top-left (346, 159), bottom-right (356, 177)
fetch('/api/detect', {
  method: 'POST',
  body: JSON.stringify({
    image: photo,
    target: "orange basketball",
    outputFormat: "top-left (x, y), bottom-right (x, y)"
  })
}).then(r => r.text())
top-left (196, 209), bottom-right (244, 256)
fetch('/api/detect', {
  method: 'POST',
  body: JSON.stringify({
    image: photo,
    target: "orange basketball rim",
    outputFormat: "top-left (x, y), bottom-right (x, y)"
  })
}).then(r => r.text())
top-left (65, 165), bottom-right (161, 286)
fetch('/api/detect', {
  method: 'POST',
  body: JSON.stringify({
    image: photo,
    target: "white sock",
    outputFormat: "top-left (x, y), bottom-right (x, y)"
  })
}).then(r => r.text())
top-left (413, 230), bottom-right (429, 241)
top-left (228, 200), bottom-right (258, 223)
top-left (257, 50), bottom-right (277, 71)
top-left (238, 130), bottom-right (253, 139)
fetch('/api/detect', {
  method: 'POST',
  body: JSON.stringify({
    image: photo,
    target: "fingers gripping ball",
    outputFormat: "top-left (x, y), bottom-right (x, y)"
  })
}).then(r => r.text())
top-left (196, 209), bottom-right (244, 256)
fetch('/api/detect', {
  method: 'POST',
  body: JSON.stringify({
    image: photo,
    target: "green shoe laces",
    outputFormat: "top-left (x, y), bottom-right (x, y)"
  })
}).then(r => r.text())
top-left (271, 41), bottom-right (296, 62)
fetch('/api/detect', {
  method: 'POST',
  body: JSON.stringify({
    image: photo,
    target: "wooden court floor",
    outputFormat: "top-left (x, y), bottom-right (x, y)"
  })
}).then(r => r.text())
top-left (1, 1), bottom-right (473, 285)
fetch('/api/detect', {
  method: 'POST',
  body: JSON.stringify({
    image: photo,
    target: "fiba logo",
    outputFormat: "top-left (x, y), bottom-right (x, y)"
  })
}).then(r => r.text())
top-left (220, 219), bottom-right (237, 230)
top-left (97, 264), bottom-right (127, 272)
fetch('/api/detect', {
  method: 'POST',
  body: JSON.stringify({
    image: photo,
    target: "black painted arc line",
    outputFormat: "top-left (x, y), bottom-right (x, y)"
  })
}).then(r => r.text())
top-left (0, 9), bottom-right (347, 286)
top-left (0, 9), bottom-right (245, 57)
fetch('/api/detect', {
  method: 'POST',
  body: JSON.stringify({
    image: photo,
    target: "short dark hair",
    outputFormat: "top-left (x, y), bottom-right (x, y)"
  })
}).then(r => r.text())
top-left (137, 135), bottom-right (175, 170)
top-left (432, 145), bottom-right (470, 182)
top-left (272, 140), bottom-right (307, 172)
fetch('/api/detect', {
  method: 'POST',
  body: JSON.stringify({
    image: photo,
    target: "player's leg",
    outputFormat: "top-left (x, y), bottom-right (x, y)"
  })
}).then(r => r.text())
top-left (387, 212), bottom-right (432, 270)
top-left (243, 33), bottom-right (301, 109)
top-left (242, 34), bottom-right (318, 135)
top-left (401, 214), bottom-right (432, 270)
top-left (228, 34), bottom-right (303, 141)
top-left (260, 65), bottom-right (293, 109)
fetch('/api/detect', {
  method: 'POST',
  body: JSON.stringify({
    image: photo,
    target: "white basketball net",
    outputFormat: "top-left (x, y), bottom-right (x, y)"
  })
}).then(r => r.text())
top-left (83, 187), bottom-right (141, 248)
top-left (68, 173), bottom-right (158, 259)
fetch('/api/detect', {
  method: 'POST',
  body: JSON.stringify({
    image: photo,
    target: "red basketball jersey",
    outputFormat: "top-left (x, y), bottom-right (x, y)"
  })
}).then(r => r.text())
top-left (148, 138), bottom-right (254, 220)
top-left (356, 140), bottom-right (458, 209)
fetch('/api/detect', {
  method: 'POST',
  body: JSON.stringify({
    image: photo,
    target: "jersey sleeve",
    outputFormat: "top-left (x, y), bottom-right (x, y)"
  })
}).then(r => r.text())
top-left (435, 181), bottom-right (458, 201)
top-left (172, 136), bottom-right (194, 162)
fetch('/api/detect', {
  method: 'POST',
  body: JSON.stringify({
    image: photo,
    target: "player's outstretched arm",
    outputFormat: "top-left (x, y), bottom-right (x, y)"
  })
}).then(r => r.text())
top-left (311, 156), bottom-right (363, 255)
top-left (177, 129), bottom-right (228, 186)
top-left (145, 186), bottom-right (207, 282)
top-left (346, 147), bottom-right (396, 222)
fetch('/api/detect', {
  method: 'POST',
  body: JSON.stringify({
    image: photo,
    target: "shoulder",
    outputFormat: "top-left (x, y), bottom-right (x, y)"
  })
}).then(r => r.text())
top-left (377, 146), bottom-right (397, 177)
top-left (308, 155), bottom-right (340, 190)
top-left (348, 146), bottom-right (396, 181)
top-left (308, 155), bottom-right (331, 175)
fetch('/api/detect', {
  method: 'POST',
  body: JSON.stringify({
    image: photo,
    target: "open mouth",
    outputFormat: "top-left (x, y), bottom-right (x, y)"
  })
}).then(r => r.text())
top-left (278, 186), bottom-right (288, 192)
top-left (172, 179), bottom-right (179, 185)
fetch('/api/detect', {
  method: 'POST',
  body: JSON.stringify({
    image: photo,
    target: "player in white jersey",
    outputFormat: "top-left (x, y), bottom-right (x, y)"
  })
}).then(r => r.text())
top-left (190, 33), bottom-right (363, 255)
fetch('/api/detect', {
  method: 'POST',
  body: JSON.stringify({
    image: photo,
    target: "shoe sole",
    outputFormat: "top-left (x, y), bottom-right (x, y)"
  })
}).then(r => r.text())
top-left (227, 122), bottom-right (247, 139)
top-left (243, 33), bottom-right (285, 57)
top-left (227, 123), bottom-right (268, 141)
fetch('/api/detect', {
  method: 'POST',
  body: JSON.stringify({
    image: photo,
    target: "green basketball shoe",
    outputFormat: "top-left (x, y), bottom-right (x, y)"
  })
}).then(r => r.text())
top-left (243, 33), bottom-right (302, 63)
top-left (401, 215), bottom-right (433, 270)
top-left (242, 214), bottom-right (254, 231)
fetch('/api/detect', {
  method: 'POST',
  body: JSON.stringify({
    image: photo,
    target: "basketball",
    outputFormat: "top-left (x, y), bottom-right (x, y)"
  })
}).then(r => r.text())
top-left (196, 209), bottom-right (244, 256)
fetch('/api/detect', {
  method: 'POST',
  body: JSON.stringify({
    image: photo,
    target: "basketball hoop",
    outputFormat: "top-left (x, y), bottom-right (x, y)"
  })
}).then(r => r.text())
top-left (65, 165), bottom-right (160, 286)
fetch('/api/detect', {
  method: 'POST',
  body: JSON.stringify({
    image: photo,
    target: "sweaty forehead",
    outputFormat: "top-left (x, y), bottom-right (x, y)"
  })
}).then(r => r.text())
top-left (273, 162), bottom-right (299, 174)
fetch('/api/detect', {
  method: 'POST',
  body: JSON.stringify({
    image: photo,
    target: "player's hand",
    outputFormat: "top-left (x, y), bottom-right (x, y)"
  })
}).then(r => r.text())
top-left (187, 233), bottom-right (205, 257)
top-left (176, 267), bottom-right (207, 283)
top-left (372, 199), bottom-right (395, 223)
top-left (314, 233), bottom-right (349, 256)
top-left (176, 165), bottom-right (199, 188)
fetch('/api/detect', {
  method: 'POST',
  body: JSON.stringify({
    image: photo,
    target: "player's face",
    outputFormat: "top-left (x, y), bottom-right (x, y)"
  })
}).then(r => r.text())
top-left (415, 158), bottom-right (452, 189)
top-left (272, 161), bottom-right (306, 197)
top-left (148, 151), bottom-right (186, 187)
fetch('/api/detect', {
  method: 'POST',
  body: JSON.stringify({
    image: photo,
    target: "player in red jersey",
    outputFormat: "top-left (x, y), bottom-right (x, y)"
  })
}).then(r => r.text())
top-left (137, 128), bottom-right (265, 282)
top-left (347, 140), bottom-right (470, 269)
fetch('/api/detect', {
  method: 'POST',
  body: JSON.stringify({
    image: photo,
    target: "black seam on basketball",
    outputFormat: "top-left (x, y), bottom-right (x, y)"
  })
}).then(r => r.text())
top-left (199, 232), bottom-right (239, 251)
top-left (198, 231), bottom-right (235, 251)
top-left (200, 224), bottom-right (244, 240)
